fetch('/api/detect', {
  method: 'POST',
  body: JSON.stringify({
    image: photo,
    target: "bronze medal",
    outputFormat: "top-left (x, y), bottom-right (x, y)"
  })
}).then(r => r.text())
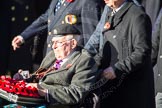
top-left (65, 14), bottom-right (77, 25)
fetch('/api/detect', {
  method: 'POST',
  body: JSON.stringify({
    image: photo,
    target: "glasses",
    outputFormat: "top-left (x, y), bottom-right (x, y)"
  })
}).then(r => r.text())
top-left (52, 39), bottom-right (72, 47)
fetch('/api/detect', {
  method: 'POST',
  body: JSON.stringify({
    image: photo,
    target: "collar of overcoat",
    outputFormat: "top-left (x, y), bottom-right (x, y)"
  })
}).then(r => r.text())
top-left (37, 46), bottom-right (82, 75)
top-left (105, 2), bottom-right (133, 31)
top-left (113, 2), bottom-right (133, 27)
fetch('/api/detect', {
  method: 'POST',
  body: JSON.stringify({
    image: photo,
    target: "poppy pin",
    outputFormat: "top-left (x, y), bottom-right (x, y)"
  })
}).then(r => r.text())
top-left (104, 22), bottom-right (111, 30)
top-left (66, 0), bottom-right (74, 3)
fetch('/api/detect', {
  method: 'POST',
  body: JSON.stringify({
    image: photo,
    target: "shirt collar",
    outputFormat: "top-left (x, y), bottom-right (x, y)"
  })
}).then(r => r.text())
top-left (114, 1), bottom-right (127, 12)
top-left (59, 48), bottom-right (76, 66)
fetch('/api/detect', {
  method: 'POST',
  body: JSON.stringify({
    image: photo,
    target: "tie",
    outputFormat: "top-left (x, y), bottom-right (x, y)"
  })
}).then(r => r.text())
top-left (55, 0), bottom-right (62, 13)
top-left (111, 10), bottom-right (116, 16)
top-left (54, 60), bottom-right (63, 70)
top-left (109, 10), bottom-right (116, 23)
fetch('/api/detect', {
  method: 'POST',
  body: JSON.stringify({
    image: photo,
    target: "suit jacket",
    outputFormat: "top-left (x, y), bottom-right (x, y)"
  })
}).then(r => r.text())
top-left (85, 1), bottom-right (155, 108)
top-left (152, 8), bottom-right (162, 94)
top-left (35, 47), bottom-right (99, 107)
top-left (20, 0), bottom-right (103, 54)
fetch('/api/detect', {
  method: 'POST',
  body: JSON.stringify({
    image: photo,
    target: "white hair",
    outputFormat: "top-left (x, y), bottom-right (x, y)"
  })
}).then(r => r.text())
top-left (65, 34), bottom-right (80, 42)
top-left (52, 34), bottom-right (81, 44)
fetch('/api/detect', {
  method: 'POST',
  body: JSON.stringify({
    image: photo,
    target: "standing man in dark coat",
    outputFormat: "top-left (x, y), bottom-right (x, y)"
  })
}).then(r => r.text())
top-left (11, 0), bottom-right (103, 55)
top-left (152, 8), bottom-right (162, 108)
top-left (85, 0), bottom-right (155, 108)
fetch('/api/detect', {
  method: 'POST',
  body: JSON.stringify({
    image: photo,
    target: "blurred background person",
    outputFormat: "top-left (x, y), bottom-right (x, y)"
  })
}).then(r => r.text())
top-left (151, 7), bottom-right (162, 108)
top-left (0, 0), bottom-right (51, 106)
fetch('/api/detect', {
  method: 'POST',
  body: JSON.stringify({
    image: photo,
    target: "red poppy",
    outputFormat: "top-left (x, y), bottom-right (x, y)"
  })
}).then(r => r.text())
top-left (104, 22), bottom-right (111, 30)
top-left (66, 0), bottom-right (74, 3)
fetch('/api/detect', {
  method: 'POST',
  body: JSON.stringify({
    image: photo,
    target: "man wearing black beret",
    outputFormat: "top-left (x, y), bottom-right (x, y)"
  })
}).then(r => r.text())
top-left (9, 23), bottom-right (99, 108)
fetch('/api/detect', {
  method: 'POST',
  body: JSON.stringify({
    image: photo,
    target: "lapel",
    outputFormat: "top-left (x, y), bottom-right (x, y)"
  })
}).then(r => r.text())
top-left (32, 51), bottom-right (55, 75)
top-left (113, 2), bottom-right (133, 27)
top-left (103, 2), bottom-right (133, 33)
top-left (48, 0), bottom-right (58, 16)
top-left (40, 51), bottom-right (56, 69)
top-left (44, 46), bottom-right (82, 76)
top-left (49, 1), bottom-right (71, 31)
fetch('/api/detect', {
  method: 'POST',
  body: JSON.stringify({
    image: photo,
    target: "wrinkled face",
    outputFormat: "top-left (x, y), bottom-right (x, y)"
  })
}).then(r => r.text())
top-left (104, 0), bottom-right (125, 9)
top-left (52, 35), bottom-right (77, 60)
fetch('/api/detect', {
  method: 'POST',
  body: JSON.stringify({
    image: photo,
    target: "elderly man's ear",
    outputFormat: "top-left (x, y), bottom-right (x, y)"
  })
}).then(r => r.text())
top-left (72, 39), bottom-right (77, 48)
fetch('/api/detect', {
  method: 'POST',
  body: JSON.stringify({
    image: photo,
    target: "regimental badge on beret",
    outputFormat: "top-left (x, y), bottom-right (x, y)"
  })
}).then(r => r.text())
top-left (104, 22), bottom-right (111, 30)
top-left (65, 14), bottom-right (77, 25)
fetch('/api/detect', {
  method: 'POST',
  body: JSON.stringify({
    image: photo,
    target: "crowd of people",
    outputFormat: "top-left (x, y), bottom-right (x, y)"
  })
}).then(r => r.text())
top-left (1, 0), bottom-right (162, 108)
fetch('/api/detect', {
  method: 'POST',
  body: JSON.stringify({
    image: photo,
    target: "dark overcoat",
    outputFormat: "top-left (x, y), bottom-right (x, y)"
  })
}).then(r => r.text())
top-left (85, 1), bottom-right (155, 108)
top-left (152, 8), bottom-right (162, 94)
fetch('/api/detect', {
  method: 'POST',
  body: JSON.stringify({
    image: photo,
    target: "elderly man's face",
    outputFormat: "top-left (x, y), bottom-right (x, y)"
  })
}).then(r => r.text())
top-left (52, 35), bottom-right (77, 60)
top-left (104, 0), bottom-right (125, 9)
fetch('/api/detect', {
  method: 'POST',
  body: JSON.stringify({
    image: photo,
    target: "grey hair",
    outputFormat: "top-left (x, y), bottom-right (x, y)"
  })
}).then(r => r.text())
top-left (65, 34), bottom-right (80, 42)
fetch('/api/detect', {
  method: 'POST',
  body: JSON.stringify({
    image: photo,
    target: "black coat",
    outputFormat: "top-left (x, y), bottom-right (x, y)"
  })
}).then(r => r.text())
top-left (85, 1), bottom-right (155, 108)
top-left (152, 8), bottom-right (162, 94)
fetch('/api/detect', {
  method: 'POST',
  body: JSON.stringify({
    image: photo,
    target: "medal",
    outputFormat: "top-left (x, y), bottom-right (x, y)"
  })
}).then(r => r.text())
top-left (65, 14), bottom-right (77, 25)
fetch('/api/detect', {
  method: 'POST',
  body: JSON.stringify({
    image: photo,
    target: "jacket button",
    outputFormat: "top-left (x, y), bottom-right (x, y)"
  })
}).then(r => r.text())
top-left (25, 5), bottom-right (29, 10)
top-left (24, 17), bottom-right (28, 22)
top-left (160, 55), bottom-right (162, 58)
top-left (48, 44), bottom-right (51, 47)
top-left (113, 35), bottom-right (116, 38)
top-left (62, 21), bottom-right (65, 24)
top-left (11, 6), bottom-right (15, 11)
top-left (158, 74), bottom-right (161, 76)
top-left (48, 32), bottom-right (52, 35)
top-left (48, 19), bottom-right (51, 23)
top-left (11, 17), bottom-right (16, 22)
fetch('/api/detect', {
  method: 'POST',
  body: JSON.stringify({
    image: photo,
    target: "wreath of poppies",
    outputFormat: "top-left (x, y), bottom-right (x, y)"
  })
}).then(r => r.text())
top-left (0, 76), bottom-right (40, 98)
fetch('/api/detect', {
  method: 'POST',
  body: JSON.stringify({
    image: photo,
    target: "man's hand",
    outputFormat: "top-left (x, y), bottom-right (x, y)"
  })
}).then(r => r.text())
top-left (26, 83), bottom-right (47, 97)
top-left (102, 66), bottom-right (116, 80)
top-left (12, 35), bottom-right (24, 50)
